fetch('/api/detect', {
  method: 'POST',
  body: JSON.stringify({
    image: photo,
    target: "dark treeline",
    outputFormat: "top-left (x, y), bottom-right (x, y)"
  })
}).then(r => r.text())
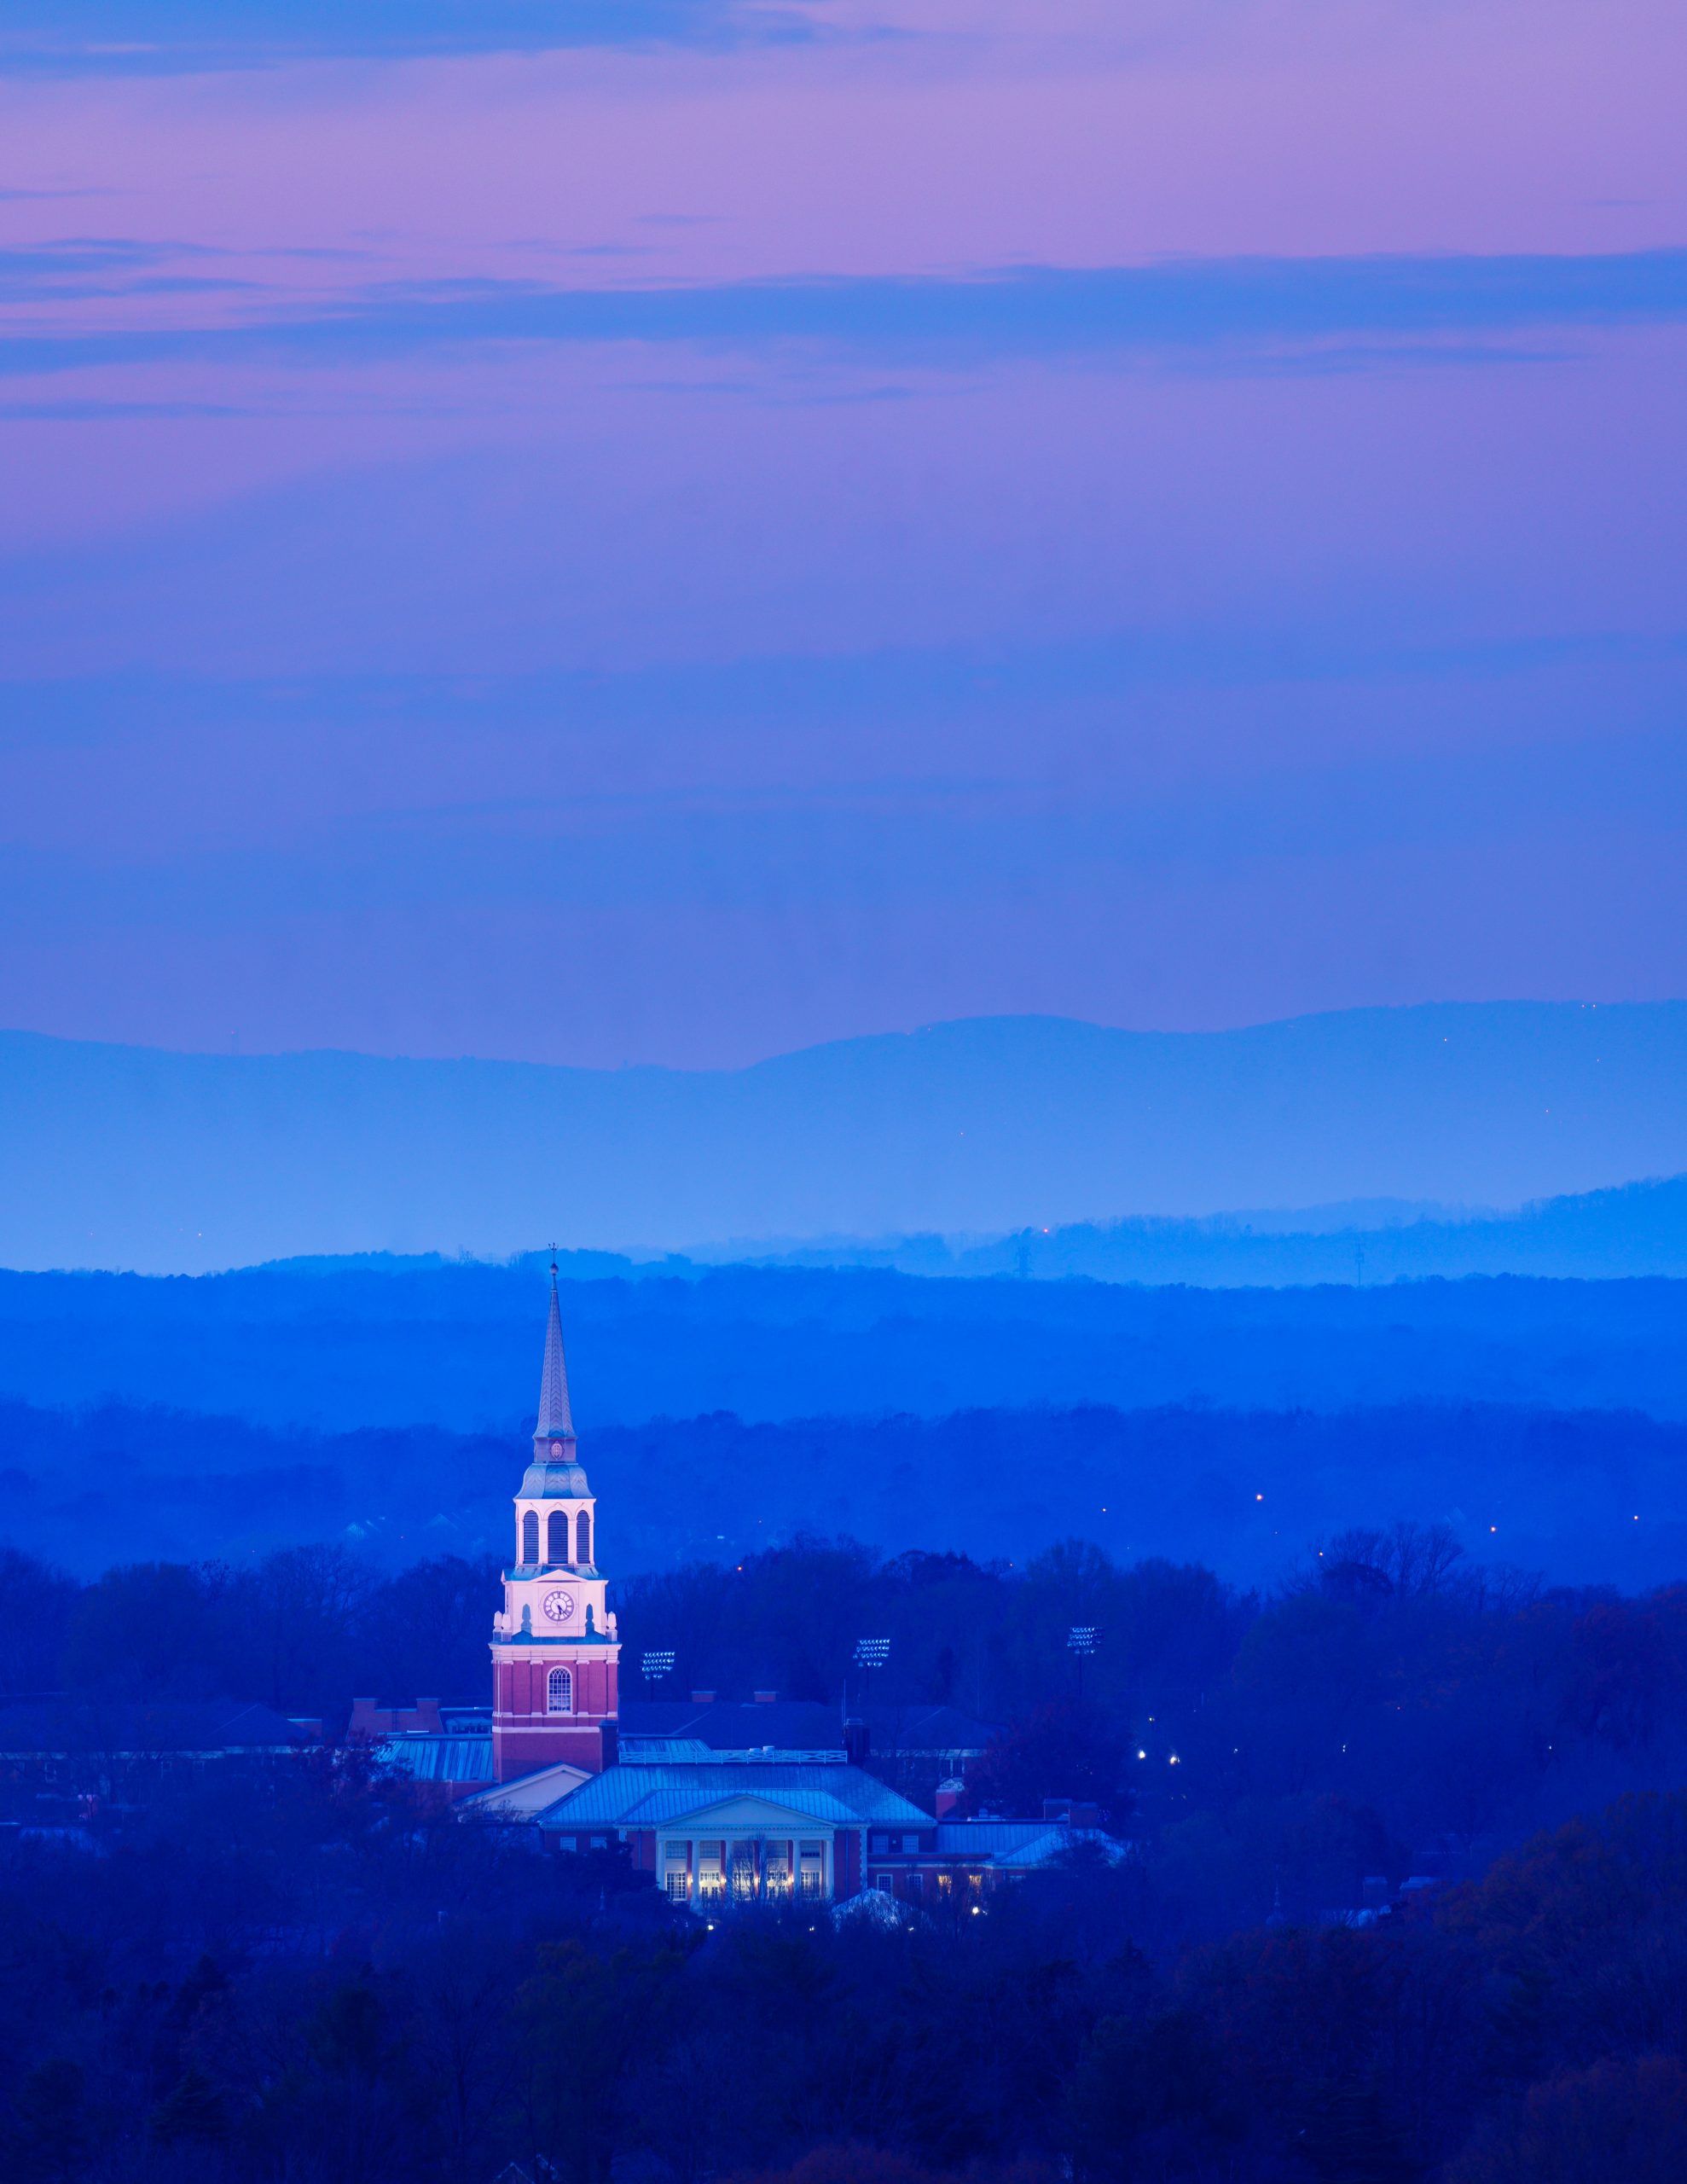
top-left (8, 1394), bottom-right (1687, 1588)
top-left (0, 1545), bottom-right (498, 1728)
top-left (4, 1722), bottom-right (1687, 2178)
top-left (10, 1528), bottom-right (1687, 1940)
top-left (5, 1261), bottom-right (1687, 1436)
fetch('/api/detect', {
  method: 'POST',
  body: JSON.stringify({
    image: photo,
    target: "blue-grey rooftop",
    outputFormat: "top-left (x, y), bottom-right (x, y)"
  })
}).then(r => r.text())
top-left (535, 1760), bottom-right (934, 1831)
top-left (617, 1700), bottom-right (994, 1753)
top-left (376, 1734), bottom-right (497, 1785)
top-left (929, 1821), bottom-right (1129, 1867)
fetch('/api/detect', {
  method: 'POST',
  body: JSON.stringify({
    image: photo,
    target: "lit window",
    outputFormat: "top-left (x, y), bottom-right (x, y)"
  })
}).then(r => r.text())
top-left (548, 1667), bottom-right (573, 1714)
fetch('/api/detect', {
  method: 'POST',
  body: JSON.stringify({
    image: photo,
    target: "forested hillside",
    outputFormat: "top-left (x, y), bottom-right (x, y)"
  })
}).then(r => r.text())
top-left (4, 1392), bottom-right (1685, 1590)
top-left (4, 1259), bottom-right (1687, 1432)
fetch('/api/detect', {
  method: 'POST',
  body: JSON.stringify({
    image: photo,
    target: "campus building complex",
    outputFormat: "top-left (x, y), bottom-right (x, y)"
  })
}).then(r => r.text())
top-left (376, 1271), bottom-right (1122, 1907)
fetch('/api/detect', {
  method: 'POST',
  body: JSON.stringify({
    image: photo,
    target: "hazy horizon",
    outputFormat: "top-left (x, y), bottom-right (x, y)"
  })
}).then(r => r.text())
top-left (3, 998), bottom-right (1684, 1272)
top-left (3, 0), bottom-right (1685, 1068)
top-left (3, 989), bottom-right (1674, 1075)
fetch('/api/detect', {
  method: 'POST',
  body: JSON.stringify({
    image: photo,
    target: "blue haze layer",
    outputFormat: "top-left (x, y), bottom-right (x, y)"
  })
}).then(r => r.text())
top-left (3, 1001), bottom-right (1685, 1273)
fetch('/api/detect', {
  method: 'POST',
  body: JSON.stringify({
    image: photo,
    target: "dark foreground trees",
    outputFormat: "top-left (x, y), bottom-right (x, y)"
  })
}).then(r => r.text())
top-left (2, 1759), bottom-right (1687, 2183)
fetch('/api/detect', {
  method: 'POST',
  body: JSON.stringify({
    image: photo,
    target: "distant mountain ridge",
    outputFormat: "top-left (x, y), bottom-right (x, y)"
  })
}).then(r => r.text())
top-left (726, 1173), bottom-right (1687, 1286)
top-left (2, 1000), bottom-right (1684, 1273)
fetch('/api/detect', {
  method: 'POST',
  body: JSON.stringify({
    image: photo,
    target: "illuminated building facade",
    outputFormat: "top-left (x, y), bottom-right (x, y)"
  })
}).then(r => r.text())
top-left (490, 1265), bottom-right (620, 1783)
top-left (454, 1275), bottom-right (1125, 1905)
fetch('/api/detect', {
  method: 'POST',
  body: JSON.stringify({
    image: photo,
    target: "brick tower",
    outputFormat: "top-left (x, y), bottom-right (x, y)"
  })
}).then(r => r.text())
top-left (490, 1263), bottom-right (619, 1782)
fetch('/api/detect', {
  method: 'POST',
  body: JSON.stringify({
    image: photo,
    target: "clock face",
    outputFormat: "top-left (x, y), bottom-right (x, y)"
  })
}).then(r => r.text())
top-left (542, 1589), bottom-right (577, 1623)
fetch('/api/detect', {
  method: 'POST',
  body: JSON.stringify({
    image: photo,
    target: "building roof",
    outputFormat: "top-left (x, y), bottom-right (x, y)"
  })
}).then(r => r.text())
top-left (618, 1738), bottom-right (849, 1764)
top-left (618, 1702), bottom-right (841, 1748)
top-left (375, 1734), bottom-right (497, 1785)
top-left (929, 1820), bottom-right (1128, 1869)
top-left (859, 1704), bottom-right (996, 1754)
top-left (617, 1700), bottom-right (994, 1755)
top-left (0, 1699), bottom-right (303, 1755)
top-left (535, 1759), bottom-right (933, 1833)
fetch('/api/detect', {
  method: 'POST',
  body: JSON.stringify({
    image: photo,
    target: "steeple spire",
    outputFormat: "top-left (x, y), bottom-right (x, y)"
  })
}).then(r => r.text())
top-left (536, 1252), bottom-right (575, 1442)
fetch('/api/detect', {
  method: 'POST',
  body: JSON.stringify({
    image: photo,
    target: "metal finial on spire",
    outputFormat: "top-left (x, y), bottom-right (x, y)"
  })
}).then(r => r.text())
top-left (535, 1258), bottom-right (575, 1441)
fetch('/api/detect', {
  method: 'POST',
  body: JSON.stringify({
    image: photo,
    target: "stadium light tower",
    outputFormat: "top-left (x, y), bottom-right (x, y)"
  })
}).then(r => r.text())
top-left (1068, 1624), bottom-right (1099, 1700)
top-left (852, 1635), bottom-right (890, 1711)
top-left (641, 1649), bottom-right (677, 1684)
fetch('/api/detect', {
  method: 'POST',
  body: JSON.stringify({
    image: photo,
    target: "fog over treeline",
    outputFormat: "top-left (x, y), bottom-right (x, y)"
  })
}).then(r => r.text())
top-left (4, 1260), bottom-right (1687, 1432)
top-left (5, 1394), bottom-right (1687, 1591)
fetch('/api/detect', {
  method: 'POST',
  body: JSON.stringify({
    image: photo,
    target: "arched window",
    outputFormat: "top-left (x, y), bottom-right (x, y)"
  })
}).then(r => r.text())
top-left (548, 1667), bottom-right (572, 1715)
top-left (521, 1511), bottom-right (539, 1566)
top-left (577, 1510), bottom-right (592, 1566)
top-left (548, 1510), bottom-right (568, 1565)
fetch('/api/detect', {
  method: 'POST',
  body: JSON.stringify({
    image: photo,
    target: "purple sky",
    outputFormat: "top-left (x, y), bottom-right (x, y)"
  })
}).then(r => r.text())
top-left (2, 0), bottom-right (1684, 1068)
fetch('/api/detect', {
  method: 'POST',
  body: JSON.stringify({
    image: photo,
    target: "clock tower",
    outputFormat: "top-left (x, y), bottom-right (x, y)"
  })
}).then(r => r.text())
top-left (490, 1263), bottom-right (620, 1782)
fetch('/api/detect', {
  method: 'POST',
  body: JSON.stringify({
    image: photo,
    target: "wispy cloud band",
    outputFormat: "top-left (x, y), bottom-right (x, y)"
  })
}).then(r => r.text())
top-left (6, 249), bottom-right (1687, 380)
top-left (0, 0), bottom-right (801, 75)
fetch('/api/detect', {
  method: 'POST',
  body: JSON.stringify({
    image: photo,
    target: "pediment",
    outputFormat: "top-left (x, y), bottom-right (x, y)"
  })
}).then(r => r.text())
top-left (658, 1792), bottom-right (837, 1831)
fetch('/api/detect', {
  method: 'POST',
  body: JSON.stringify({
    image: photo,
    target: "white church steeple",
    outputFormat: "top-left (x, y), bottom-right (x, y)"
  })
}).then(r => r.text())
top-left (490, 1258), bottom-right (619, 1783)
top-left (534, 1256), bottom-right (576, 1449)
